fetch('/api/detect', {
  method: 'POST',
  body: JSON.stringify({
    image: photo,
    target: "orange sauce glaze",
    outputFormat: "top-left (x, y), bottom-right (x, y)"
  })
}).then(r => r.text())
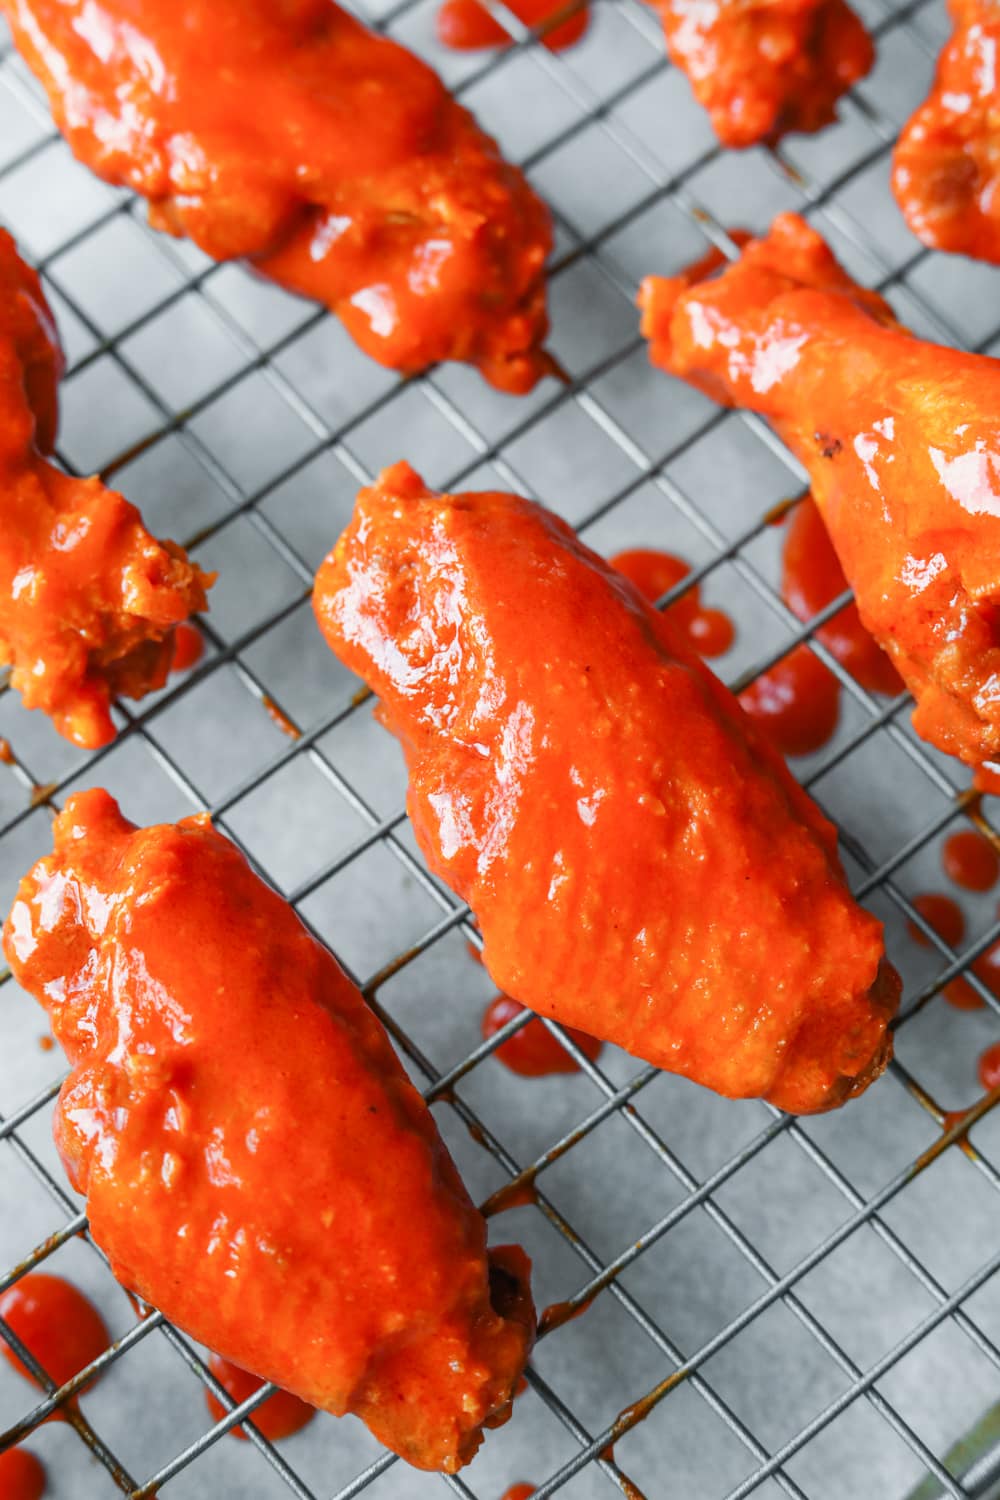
top-left (979, 1039), bottom-right (1000, 1091)
top-left (205, 1353), bottom-right (315, 1441)
top-left (893, 0), bottom-right (1000, 264)
top-left (3, 789), bottom-right (534, 1473)
top-left (0, 231), bottom-right (212, 748)
top-left (610, 549), bottom-right (735, 659)
top-left (482, 993), bottom-right (602, 1076)
top-left (437, 0), bottom-right (588, 50)
top-left (0, 1449), bottom-right (46, 1500)
top-left (501, 1486), bottom-right (536, 1500)
top-left (314, 462), bottom-right (901, 1114)
top-left (908, 893), bottom-right (965, 950)
top-left (648, 0), bottom-right (872, 147)
top-left (942, 830), bottom-right (1000, 893)
top-left (640, 212), bottom-right (1000, 770)
top-left (0, 1273), bottom-right (108, 1395)
top-left (170, 623), bottom-right (205, 673)
top-left (2, 0), bottom-right (553, 393)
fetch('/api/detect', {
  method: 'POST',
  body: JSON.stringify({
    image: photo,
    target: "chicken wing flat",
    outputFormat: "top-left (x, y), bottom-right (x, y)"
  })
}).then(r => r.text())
top-left (4, 788), bottom-right (534, 1472)
top-left (650, 0), bottom-right (873, 147)
top-left (314, 462), bottom-right (899, 1115)
top-left (893, 0), bottom-right (1000, 263)
top-left (2, 0), bottom-right (553, 392)
top-left (0, 231), bottom-right (210, 748)
top-left (640, 212), bottom-right (1000, 769)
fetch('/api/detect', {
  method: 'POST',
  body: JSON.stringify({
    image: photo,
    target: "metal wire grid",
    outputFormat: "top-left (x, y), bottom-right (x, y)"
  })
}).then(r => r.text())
top-left (1, 0), bottom-right (1000, 1495)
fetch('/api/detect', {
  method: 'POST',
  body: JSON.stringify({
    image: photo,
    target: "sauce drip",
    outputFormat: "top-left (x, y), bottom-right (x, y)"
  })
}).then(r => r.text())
top-left (38, 1034), bottom-right (54, 1052)
top-left (0, 738), bottom-right (13, 764)
top-left (979, 1040), bottom-right (1000, 1092)
top-left (782, 496), bottom-right (901, 696)
top-left (942, 830), bottom-right (1000, 893)
top-left (500, 1486), bottom-right (536, 1500)
top-left (205, 1353), bottom-right (315, 1441)
top-left (170, 622), bottom-right (204, 673)
top-left (944, 933), bottom-right (1000, 1011)
top-left (0, 1449), bottom-right (46, 1500)
top-left (611, 548), bottom-right (735, 660)
top-left (437, 0), bottom-right (587, 50)
top-left (0, 1273), bottom-right (108, 1396)
top-left (907, 893), bottom-right (965, 950)
top-left (975, 762), bottom-right (1000, 797)
top-left (482, 994), bottom-right (602, 1076)
top-left (261, 695), bottom-right (301, 740)
top-left (738, 645), bottom-right (840, 757)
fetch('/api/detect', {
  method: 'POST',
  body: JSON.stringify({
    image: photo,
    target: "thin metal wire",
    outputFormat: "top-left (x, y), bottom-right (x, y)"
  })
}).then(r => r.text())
top-left (1, 0), bottom-right (1000, 1497)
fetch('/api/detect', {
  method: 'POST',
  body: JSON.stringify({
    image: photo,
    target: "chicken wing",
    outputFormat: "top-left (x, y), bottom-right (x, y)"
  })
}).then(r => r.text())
top-left (640, 212), bottom-right (1000, 768)
top-left (0, 231), bottom-right (210, 748)
top-left (893, 0), bottom-right (1000, 263)
top-left (314, 462), bottom-right (899, 1114)
top-left (2, 0), bottom-right (553, 392)
top-left (649, 0), bottom-right (873, 147)
top-left (3, 788), bottom-right (534, 1472)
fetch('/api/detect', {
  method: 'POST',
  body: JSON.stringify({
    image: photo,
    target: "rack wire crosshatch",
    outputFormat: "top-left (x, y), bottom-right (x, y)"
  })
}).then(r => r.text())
top-left (3, 0), bottom-right (1000, 1495)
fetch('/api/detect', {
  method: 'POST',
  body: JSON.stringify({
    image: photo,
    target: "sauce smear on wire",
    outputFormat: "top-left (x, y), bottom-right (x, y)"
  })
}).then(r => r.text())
top-left (942, 830), bottom-right (1000, 893)
top-left (482, 994), bottom-right (602, 1076)
top-left (0, 1449), bottom-right (46, 1500)
top-left (0, 1273), bottom-right (108, 1397)
top-left (437, 0), bottom-right (588, 51)
top-left (610, 548), bottom-right (735, 659)
top-left (205, 1353), bottom-right (315, 1441)
top-left (979, 1040), bottom-right (1000, 1092)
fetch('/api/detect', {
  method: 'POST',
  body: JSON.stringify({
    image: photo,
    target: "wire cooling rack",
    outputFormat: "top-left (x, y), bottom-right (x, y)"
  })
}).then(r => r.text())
top-left (3, 0), bottom-right (1000, 1496)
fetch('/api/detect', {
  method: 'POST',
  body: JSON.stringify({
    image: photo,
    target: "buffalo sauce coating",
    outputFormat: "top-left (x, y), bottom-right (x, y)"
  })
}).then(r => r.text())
top-left (0, 1272), bottom-right (109, 1394)
top-left (0, 231), bottom-right (212, 748)
top-left (3, 0), bottom-right (552, 393)
top-left (437, 0), bottom-right (588, 51)
top-left (640, 212), bottom-right (1000, 770)
top-left (314, 462), bottom-right (900, 1114)
top-left (482, 994), bottom-right (602, 1076)
top-left (205, 1353), bottom-right (314, 1441)
top-left (0, 1449), bottom-right (46, 1500)
top-left (2, 790), bottom-right (534, 1474)
top-left (649, 0), bottom-right (872, 147)
top-left (893, 0), bottom-right (1000, 263)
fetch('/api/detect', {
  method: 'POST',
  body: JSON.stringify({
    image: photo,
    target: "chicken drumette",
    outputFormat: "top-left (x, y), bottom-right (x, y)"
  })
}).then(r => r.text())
top-left (649, 0), bottom-right (873, 147)
top-left (0, 231), bottom-right (210, 748)
top-left (640, 211), bottom-right (1000, 769)
top-left (314, 462), bottom-right (899, 1115)
top-left (4, 789), bottom-right (534, 1472)
top-left (893, 0), bottom-right (1000, 263)
top-left (2, 0), bottom-right (553, 392)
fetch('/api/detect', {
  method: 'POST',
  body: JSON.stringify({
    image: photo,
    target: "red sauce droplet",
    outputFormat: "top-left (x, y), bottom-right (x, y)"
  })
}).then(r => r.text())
top-left (611, 548), bottom-right (735, 660)
top-left (0, 738), bottom-right (14, 765)
top-left (0, 1274), bottom-right (108, 1396)
top-left (437, 0), bottom-right (587, 51)
top-left (205, 1353), bottom-right (314, 1442)
top-left (907, 893), bottom-right (965, 950)
top-left (482, 994), bottom-right (602, 1076)
top-left (945, 935), bottom-right (1000, 1011)
top-left (0, 1449), bottom-right (46, 1500)
top-left (738, 645), bottom-right (840, 758)
top-left (979, 1040), bottom-right (1000, 1092)
top-left (500, 1486), bottom-right (536, 1500)
top-left (170, 622), bottom-right (204, 672)
top-left (942, 830), bottom-right (1000, 893)
top-left (782, 496), bottom-right (901, 696)
top-left (38, 1035), bottom-right (54, 1052)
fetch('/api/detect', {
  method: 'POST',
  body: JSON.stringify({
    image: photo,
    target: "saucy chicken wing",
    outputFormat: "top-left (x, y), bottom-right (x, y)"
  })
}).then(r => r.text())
top-left (2, 0), bottom-right (553, 392)
top-left (639, 212), bottom-right (1000, 768)
top-left (3, 789), bottom-right (534, 1472)
top-left (0, 231), bottom-right (210, 749)
top-left (893, 0), bottom-right (1000, 263)
top-left (650, 0), bottom-right (873, 147)
top-left (314, 462), bottom-right (899, 1114)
